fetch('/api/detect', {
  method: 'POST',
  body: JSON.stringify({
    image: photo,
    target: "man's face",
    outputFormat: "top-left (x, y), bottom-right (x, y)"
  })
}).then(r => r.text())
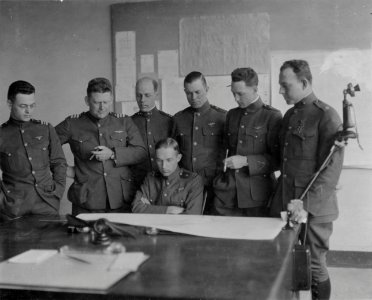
top-left (184, 79), bottom-right (208, 109)
top-left (231, 81), bottom-right (257, 108)
top-left (85, 92), bottom-right (113, 119)
top-left (279, 67), bottom-right (306, 105)
top-left (136, 79), bottom-right (157, 112)
top-left (8, 93), bottom-right (36, 122)
top-left (155, 147), bottom-right (182, 177)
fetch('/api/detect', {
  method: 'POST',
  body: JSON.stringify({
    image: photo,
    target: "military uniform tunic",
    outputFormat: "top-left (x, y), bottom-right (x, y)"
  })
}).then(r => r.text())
top-left (214, 98), bottom-right (282, 211)
top-left (0, 118), bottom-right (67, 217)
top-left (131, 107), bottom-right (173, 187)
top-left (172, 101), bottom-right (226, 187)
top-left (132, 167), bottom-right (204, 214)
top-left (270, 93), bottom-right (344, 223)
top-left (56, 112), bottom-right (146, 211)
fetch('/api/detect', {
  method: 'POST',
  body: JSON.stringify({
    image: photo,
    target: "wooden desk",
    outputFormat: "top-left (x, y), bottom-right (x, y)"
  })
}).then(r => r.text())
top-left (0, 216), bottom-right (299, 300)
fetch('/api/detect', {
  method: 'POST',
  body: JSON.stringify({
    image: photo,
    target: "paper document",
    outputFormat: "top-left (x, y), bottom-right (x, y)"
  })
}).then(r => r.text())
top-left (78, 214), bottom-right (285, 240)
top-left (8, 249), bottom-right (57, 264)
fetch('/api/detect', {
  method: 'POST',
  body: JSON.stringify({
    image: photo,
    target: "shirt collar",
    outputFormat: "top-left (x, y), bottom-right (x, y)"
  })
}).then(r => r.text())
top-left (241, 97), bottom-right (264, 113)
top-left (138, 107), bottom-right (158, 117)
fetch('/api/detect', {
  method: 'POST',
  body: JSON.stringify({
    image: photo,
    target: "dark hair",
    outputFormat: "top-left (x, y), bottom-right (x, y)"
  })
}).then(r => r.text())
top-left (136, 77), bottom-right (159, 93)
top-left (7, 80), bottom-right (35, 102)
top-left (280, 60), bottom-right (312, 84)
top-left (231, 68), bottom-right (258, 86)
top-left (87, 78), bottom-right (112, 97)
top-left (184, 71), bottom-right (207, 88)
top-left (155, 138), bottom-right (180, 153)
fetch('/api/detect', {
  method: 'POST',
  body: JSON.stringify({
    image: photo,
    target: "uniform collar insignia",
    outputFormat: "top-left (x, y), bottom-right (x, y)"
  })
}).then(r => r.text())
top-left (34, 136), bottom-right (43, 140)
top-left (253, 126), bottom-right (263, 130)
top-left (114, 130), bottom-right (124, 133)
top-left (208, 122), bottom-right (216, 127)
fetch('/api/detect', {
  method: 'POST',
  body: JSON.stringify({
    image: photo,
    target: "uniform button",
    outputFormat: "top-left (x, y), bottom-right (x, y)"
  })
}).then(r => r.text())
top-left (235, 170), bottom-right (239, 173)
top-left (163, 193), bottom-right (167, 197)
top-left (97, 124), bottom-right (101, 128)
top-left (24, 143), bottom-right (28, 147)
top-left (195, 126), bottom-right (199, 130)
top-left (151, 158), bottom-right (154, 161)
top-left (239, 140), bottom-right (243, 144)
top-left (149, 145), bottom-right (152, 148)
top-left (103, 173), bottom-right (107, 176)
top-left (166, 181), bottom-right (170, 186)
top-left (147, 119), bottom-right (150, 122)
top-left (288, 126), bottom-right (292, 130)
top-left (193, 157), bottom-right (196, 161)
top-left (283, 157), bottom-right (287, 162)
top-left (35, 183), bottom-right (38, 187)
top-left (148, 131), bottom-right (151, 135)
top-left (244, 112), bottom-right (248, 116)
top-left (283, 174), bottom-right (287, 178)
top-left (7, 190), bottom-right (10, 194)
top-left (284, 142), bottom-right (289, 146)
top-left (241, 125), bottom-right (245, 128)
top-left (21, 130), bottom-right (25, 133)
top-left (32, 171), bottom-right (35, 175)
top-left (28, 157), bottom-right (32, 161)
top-left (99, 133), bottom-right (103, 136)
top-left (196, 113), bottom-right (200, 117)
top-left (7, 153), bottom-right (11, 157)
top-left (293, 110), bottom-right (298, 114)
top-left (193, 142), bottom-right (197, 146)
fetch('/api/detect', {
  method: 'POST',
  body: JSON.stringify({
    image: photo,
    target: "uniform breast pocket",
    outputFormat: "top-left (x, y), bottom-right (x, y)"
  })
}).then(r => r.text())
top-left (202, 126), bottom-right (223, 148)
top-left (245, 127), bottom-right (267, 153)
top-left (110, 132), bottom-right (127, 148)
top-left (291, 129), bottom-right (317, 159)
top-left (71, 135), bottom-right (95, 159)
top-left (29, 139), bottom-right (50, 168)
top-left (171, 186), bottom-right (186, 207)
top-left (0, 150), bottom-right (22, 172)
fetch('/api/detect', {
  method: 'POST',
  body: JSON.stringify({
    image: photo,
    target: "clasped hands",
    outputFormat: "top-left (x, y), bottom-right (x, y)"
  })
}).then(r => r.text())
top-left (90, 146), bottom-right (114, 161)
top-left (223, 155), bottom-right (248, 170)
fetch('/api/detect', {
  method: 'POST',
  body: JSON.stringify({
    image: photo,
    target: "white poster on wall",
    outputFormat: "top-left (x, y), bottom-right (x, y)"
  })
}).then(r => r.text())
top-left (158, 50), bottom-right (179, 78)
top-left (115, 31), bottom-right (136, 102)
top-left (140, 54), bottom-right (154, 73)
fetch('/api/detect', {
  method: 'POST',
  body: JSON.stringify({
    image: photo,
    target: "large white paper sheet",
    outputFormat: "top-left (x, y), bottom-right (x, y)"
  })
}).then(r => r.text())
top-left (78, 214), bottom-right (285, 240)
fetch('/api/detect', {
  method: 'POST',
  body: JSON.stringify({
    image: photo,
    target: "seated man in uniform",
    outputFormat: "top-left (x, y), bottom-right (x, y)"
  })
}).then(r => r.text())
top-left (0, 80), bottom-right (67, 220)
top-left (132, 138), bottom-right (204, 214)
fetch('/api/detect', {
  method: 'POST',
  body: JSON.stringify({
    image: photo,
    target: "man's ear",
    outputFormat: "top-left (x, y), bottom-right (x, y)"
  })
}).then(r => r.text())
top-left (7, 99), bottom-right (13, 110)
top-left (176, 153), bottom-right (182, 163)
top-left (84, 96), bottom-right (89, 106)
top-left (301, 79), bottom-right (309, 89)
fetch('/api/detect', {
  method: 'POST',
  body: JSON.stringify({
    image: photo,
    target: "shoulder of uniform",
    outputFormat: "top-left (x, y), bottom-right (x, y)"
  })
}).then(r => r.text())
top-left (263, 104), bottom-right (280, 112)
top-left (210, 105), bottom-right (227, 113)
top-left (109, 112), bottom-right (126, 118)
top-left (67, 112), bottom-right (84, 119)
top-left (179, 168), bottom-right (197, 179)
top-left (174, 107), bottom-right (190, 117)
top-left (158, 110), bottom-right (172, 118)
top-left (0, 121), bottom-right (9, 128)
top-left (313, 99), bottom-right (331, 111)
top-left (31, 119), bottom-right (49, 126)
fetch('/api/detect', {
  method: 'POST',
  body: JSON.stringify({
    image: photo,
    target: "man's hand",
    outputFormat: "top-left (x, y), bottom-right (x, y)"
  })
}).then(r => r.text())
top-left (66, 165), bottom-right (75, 179)
top-left (90, 146), bottom-right (114, 162)
top-left (287, 199), bottom-right (308, 223)
top-left (166, 206), bottom-right (185, 214)
top-left (224, 155), bottom-right (248, 170)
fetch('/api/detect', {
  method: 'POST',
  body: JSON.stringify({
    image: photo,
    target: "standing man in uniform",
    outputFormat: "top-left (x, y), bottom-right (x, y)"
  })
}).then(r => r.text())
top-left (132, 138), bottom-right (204, 214)
top-left (56, 78), bottom-right (146, 215)
top-left (0, 80), bottom-right (67, 219)
top-left (172, 71), bottom-right (226, 214)
top-left (131, 77), bottom-right (173, 189)
top-left (213, 68), bottom-right (282, 216)
top-left (269, 60), bottom-right (344, 300)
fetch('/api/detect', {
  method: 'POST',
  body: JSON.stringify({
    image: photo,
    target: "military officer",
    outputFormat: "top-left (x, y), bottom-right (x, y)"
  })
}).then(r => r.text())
top-left (132, 138), bottom-right (204, 214)
top-left (131, 77), bottom-right (173, 188)
top-left (269, 60), bottom-right (344, 300)
top-left (213, 68), bottom-right (282, 217)
top-left (172, 71), bottom-right (226, 214)
top-left (0, 80), bottom-right (67, 219)
top-left (56, 78), bottom-right (146, 215)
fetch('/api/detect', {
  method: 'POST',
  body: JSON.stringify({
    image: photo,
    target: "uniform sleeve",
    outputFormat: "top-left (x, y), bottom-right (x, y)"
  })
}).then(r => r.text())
top-left (48, 124), bottom-right (67, 199)
top-left (247, 110), bottom-right (282, 175)
top-left (114, 117), bottom-right (147, 167)
top-left (303, 108), bottom-right (344, 216)
top-left (184, 174), bottom-right (204, 215)
top-left (55, 119), bottom-right (71, 145)
top-left (131, 175), bottom-right (168, 214)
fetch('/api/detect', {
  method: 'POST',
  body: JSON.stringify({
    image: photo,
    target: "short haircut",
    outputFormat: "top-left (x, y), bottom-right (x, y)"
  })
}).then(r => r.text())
top-left (280, 60), bottom-right (312, 84)
top-left (86, 77), bottom-right (112, 97)
top-left (231, 68), bottom-right (258, 86)
top-left (7, 80), bottom-right (35, 102)
top-left (184, 71), bottom-right (207, 88)
top-left (136, 77), bottom-right (159, 93)
top-left (155, 137), bottom-right (180, 154)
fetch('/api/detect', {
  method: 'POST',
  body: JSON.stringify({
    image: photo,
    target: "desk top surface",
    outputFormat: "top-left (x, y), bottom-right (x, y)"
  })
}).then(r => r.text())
top-left (0, 215), bottom-right (298, 300)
